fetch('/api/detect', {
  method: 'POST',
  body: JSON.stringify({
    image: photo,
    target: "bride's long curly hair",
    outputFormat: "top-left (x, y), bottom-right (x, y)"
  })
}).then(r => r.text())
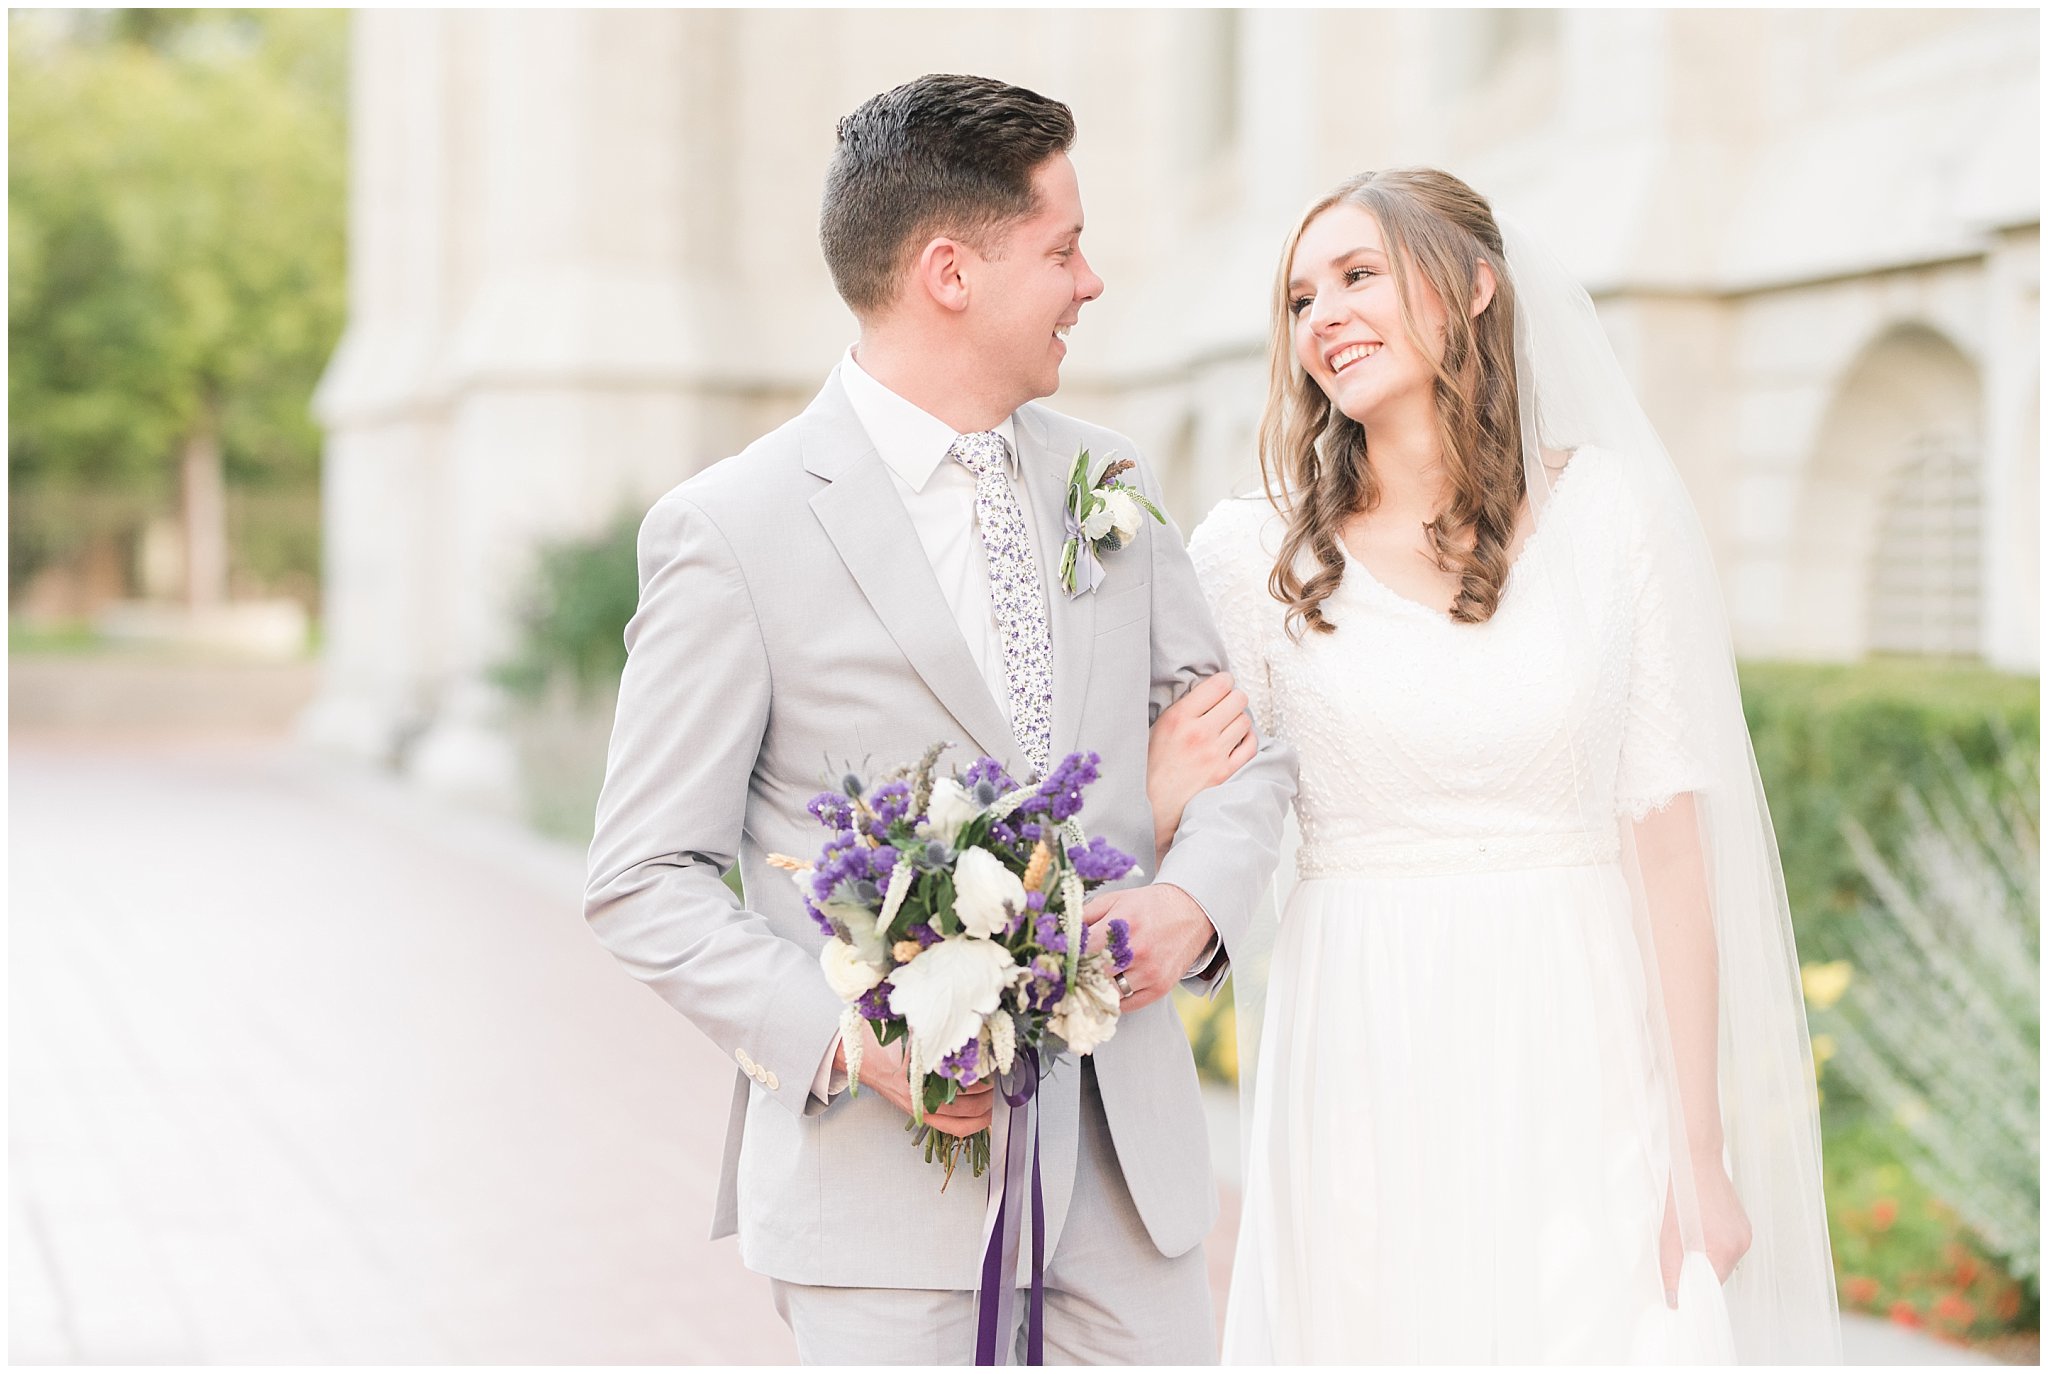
top-left (1259, 168), bottom-right (1525, 639)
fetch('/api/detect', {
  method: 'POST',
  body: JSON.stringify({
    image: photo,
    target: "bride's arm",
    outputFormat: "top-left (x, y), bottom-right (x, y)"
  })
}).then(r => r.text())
top-left (1147, 671), bottom-right (1256, 856)
top-left (1634, 792), bottom-right (1755, 1293)
top-left (1632, 794), bottom-right (1722, 1157)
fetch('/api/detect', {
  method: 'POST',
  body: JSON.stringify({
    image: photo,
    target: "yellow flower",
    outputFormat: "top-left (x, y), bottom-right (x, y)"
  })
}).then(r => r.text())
top-left (1801, 960), bottom-right (1854, 1010)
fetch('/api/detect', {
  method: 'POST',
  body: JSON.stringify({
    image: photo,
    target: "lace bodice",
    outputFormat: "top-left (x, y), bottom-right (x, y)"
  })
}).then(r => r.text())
top-left (1188, 449), bottom-right (1708, 879)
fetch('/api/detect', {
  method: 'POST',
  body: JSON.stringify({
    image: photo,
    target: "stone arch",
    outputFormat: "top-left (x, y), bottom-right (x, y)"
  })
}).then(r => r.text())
top-left (1788, 323), bottom-right (1984, 660)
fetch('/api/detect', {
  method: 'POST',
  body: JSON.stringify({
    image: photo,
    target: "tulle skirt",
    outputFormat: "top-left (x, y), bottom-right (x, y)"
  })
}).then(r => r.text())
top-left (1222, 864), bottom-right (1736, 1364)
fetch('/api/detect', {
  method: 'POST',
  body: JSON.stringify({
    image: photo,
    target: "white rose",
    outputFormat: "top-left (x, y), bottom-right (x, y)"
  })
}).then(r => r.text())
top-left (923, 777), bottom-right (981, 846)
top-left (1101, 488), bottom-right (1144, 542)
top-left (952, 845), bottom-right (1027, 939)
top-left (888, 936), bottom-right (1021, 1059)
top-left (819, 937), bottom-right (887, 1002)
top-left (1048, 955), bottom-right (1121, 1055)
top-left (1080, 502), bottom-right (1117, 542)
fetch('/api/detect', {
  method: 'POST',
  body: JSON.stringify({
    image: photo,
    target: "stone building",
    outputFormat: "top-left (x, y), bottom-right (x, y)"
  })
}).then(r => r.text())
top-left (303, 9), bottom-right (2040, 804)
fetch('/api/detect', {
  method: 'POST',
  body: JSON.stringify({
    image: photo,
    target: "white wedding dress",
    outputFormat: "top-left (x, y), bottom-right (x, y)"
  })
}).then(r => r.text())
top-left (1193, 447), bottom-right (1739, 1364)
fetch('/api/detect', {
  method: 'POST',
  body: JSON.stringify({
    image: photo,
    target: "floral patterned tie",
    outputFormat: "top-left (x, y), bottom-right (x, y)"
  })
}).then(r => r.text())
top-left (948, 430), bottom-right (1053, 779)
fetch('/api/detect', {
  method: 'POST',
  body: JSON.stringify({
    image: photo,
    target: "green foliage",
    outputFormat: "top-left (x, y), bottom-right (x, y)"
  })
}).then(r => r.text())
top-left (1739, 659), bottom-right (2040, 961)
top-left (1826, 1119), bottom-right (2038, 1341)
top-left (493, 512), bottom-right (643, 704)
top-left (8, 9), bottom-right (346, 593)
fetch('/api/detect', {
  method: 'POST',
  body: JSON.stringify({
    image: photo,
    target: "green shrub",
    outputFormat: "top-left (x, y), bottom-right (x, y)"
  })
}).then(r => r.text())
top-left (1826, 1118), bottom-right (2038, 1341)
top-left (1740, 659), bottom-right (2039, 961)
top-left (494, 511), bottom-right (641, 705)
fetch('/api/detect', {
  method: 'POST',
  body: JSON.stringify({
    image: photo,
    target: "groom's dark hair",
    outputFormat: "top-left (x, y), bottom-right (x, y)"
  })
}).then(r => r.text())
top-left (821, 73), bottom-right (1076, 318)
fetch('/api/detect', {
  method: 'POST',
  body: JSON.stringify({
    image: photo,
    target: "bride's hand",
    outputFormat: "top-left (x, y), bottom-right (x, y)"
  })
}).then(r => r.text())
top-left (1659, 1161), bottom-right (1753, 1303)
top-left (1147, 672), bottom-right (1254, 855)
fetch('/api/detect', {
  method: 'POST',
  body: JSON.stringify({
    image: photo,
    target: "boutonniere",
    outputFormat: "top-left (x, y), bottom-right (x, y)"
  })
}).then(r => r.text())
top-left (1058, 449), bottom-right (1165, 598)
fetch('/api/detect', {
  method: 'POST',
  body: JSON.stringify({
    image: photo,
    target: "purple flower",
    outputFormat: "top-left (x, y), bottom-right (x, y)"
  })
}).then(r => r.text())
top-left (1030, 751), bottom-right (1100, 823)
top-left (866, 780), bottom-right (913, 834)
top-left (809, 829), bottom-right (872, 904)
top-left (870, 845), bottom-right (899, 881)
top-left (855, 980), bottom-right (894, 1022)
top-left (963, 757), bottom-right (1019, 797)
top-left (1025, 891), bottom-right (1046, 912)
top-left (906, 921), bottom-right (942, 950)
top-left (1023, 954), bottom-right (1066, 1012)
top-left (1068, 835), bottom-right (1136, 884)
top-left (803, 898), bottom-right (834, 936)
top-left (1106, 917), bottom-right (1134, 974)
top-left (1033, 911), bottom-right (1068, 956)
top-left (937, 1037), bottom-right (983, 1086)
top-left (807, 791), bottom-right (854, 831)
top-left (987, 820), bottom-right (1019, 850)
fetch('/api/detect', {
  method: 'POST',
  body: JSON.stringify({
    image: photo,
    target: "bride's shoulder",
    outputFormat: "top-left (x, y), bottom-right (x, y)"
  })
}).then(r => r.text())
top-left (1541, 443), bottom-right (1640, 521)
top-left (1188, 491), bottom-right (1289, 571)
top-left (1542, 444), bottom-right (1696, 559)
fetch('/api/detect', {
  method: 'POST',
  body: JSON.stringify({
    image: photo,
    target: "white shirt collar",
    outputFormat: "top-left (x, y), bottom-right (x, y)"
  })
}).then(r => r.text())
top-left (839, 347), bottom-right (1020, 493)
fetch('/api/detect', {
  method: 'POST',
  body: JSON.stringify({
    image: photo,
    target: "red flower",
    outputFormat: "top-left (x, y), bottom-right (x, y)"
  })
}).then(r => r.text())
top-left (1951, 1254), bottom-right (1980, 1287)
top-left (1994, 1288), bottom-right (2022, 1322)
top-left (1932, 1294), bottom-right (1976, 1328)
top-left (1889, 1301), bottom-right (1923, 1328)
top-left (1842, 1276), bottom-right (1880, 1306)
top-left (1870, 1197), bottom-right (1899, 1231)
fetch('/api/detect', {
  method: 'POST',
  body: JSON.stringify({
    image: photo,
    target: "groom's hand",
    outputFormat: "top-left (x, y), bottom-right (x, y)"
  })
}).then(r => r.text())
top-left (835, 1019), bottom-right (995, 1137)
top-left (1081, 883), bottom-right (1214, 1014)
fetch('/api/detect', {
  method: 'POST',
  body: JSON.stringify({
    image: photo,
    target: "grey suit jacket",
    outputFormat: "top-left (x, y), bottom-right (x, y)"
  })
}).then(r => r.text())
top-left (584, 368), bottom-right (1296, 1288)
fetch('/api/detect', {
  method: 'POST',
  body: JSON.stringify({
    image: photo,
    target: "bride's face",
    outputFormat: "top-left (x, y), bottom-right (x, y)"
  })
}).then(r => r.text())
top-left (1286, 203), bottom-right (1447, 426)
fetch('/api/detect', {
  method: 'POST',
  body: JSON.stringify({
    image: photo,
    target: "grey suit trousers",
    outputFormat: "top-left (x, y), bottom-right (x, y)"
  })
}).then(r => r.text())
top-left (770, 1063), bottom-right (1217, 1366)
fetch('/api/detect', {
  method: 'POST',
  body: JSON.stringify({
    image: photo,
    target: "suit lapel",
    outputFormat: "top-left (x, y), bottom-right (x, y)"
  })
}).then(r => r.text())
top-left (803, 372), bottom-right (1026, 769)
top-left (1015, 405), bottom-right (1096, 766)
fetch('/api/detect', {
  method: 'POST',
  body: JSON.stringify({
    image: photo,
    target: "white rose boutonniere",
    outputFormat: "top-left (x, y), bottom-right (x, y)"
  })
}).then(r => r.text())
top-left (1059, 449), bottom-right (1165, 597)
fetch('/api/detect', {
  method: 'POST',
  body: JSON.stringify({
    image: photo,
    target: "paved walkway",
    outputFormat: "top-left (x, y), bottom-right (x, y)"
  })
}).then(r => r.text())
top-left (11, 734), bottom-right (799, 1362)
top-left (7, 730), bottom-right (1998, 1364)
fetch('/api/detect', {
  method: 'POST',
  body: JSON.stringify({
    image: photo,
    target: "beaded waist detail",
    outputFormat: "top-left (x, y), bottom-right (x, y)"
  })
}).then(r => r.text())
top-left (1296, 830), bottom-right (1620, 879)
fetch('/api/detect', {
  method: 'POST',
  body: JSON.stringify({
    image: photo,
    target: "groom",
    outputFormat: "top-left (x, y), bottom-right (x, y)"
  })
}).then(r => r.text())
top-left (584, 74), bottom-right (1295, 1364)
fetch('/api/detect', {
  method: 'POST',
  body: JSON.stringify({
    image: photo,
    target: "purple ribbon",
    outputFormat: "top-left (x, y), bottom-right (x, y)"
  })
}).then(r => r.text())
top-left (1061, 510), bottom-right (1105, 598)
top-left (973, 1048), bottom-right (1045, 1365)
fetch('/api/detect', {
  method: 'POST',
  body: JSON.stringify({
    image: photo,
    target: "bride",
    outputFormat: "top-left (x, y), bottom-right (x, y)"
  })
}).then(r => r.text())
top-left (1145, 168), bottom-right (1841, 1362)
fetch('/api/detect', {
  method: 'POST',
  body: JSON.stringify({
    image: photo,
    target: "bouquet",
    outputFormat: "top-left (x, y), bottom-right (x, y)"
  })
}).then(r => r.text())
top-left (775, 743), bottom-right (1138, 1184)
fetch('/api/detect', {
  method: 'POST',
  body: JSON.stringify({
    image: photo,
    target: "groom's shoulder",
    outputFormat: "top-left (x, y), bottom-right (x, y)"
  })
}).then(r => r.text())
top-left (1018, 402), bottom-right (1149, 478)
top-left (645, 401), bottom-right (819, 531)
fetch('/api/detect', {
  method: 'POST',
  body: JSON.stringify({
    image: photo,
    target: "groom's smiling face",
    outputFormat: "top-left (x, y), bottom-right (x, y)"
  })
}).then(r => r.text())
top-left (960, 153), bottom-right (1104, 405)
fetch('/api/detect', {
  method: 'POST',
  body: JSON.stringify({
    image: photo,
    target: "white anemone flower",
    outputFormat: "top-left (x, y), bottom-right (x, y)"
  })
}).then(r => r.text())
top-left (952, 845), bottom-right (1027, 939)
top-left (888, 936), bottom-right (1022, 1059)
top-left (923, 777), bottom-right (982, 847)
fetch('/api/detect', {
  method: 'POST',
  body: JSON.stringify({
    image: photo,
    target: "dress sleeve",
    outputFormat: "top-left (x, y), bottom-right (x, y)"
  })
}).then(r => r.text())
top-left (1187, 499), bottom-right (1279, 737)
top-left (1613, 474), bottom-right (1718, 819)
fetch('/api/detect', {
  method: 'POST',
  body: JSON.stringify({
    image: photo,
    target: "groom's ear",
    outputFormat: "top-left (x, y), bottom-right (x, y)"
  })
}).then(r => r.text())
top-left (914, 236), bottom-right (972, 314)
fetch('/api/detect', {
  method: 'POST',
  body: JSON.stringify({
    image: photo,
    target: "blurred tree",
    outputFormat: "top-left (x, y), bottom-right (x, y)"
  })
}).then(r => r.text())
top-left (8, 8), bottom-right (345, 608)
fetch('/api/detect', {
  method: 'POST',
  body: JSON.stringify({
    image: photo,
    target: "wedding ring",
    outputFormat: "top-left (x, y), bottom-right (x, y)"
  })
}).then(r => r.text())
top-left (1115, 972), bottom-right (1135, 998)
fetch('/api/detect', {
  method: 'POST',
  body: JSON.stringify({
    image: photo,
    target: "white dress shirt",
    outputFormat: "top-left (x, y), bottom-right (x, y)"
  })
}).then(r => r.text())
top-left (837, 348), bottom-right (1035, 708)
